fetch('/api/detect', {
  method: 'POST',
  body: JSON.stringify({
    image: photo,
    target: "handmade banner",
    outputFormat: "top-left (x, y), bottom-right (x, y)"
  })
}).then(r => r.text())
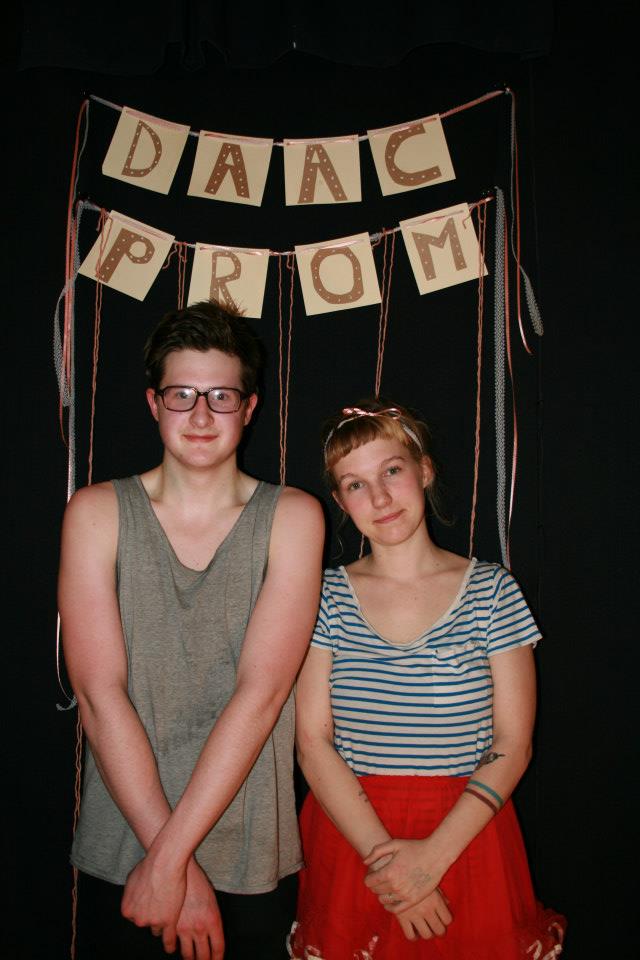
top-left (295, 233), bottom-right (381, 315)
top-left (187, 243), bottom-right (270, 318)
top-left (102, 107), bottom-right (190, 195)
top-left (187, 132), bottom-right (273, 207)
top-left (78, 211), bottom-right (175, 300)
top-left (283, 135), bottom-right (361, 205)
top-left (400, 203), bottom-right (487, 294)
top-left (368, 115), bottom-right (455, 196)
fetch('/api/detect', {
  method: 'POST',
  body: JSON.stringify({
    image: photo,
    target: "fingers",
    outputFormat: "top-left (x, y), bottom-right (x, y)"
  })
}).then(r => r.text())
top-left (162, 925), bottom-right (178, 954)
top-left (363, 841), bottom-right (395, 866)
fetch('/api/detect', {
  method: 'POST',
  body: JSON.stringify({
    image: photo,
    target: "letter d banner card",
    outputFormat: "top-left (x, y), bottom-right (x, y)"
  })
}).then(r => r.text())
top-left (102, 107), bottom-right (190, 195)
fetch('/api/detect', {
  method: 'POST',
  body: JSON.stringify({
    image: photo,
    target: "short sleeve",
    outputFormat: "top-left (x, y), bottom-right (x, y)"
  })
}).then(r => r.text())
top-left (486, 568), bottom-right (542, 656)
top-left (310, 578), bottom-right (335, 652)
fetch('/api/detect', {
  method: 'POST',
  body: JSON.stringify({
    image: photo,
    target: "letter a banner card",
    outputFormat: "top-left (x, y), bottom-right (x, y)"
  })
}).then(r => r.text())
top-left (188, 243), bottom-right (270, 318)
top-left (102, 107), bottom-right (190, 195)
top-left (400, 204), bottom-right (487, 295)
top-left (188, 132), bottom-right (273, 207)
top-left (283, 136), bottom-right (361, 205)
top-left (295, 233), bottom-right (381, 316)
top-left (79, 211), bottom-right (175, 300)
top-left (368, 115), bottom-right (455, 196)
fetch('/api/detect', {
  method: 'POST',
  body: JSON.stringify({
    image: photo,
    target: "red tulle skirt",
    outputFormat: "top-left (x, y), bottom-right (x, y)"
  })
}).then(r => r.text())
top-left (289, 776), bottom-right (566, 960)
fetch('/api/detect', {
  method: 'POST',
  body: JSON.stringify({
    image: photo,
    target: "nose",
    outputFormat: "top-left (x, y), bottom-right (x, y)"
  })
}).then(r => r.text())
top-left (189, 394), bottom-right (214, 425)
top-left (370, 481), bottom-right (391, 509)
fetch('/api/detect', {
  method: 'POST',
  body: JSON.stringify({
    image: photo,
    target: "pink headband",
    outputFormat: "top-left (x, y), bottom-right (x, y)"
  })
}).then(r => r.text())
top-left (323, 406), bottom-right (423, 460)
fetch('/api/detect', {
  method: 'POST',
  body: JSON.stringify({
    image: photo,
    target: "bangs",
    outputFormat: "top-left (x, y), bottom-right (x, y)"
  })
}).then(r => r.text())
top-left (325, 417), bottom-right (414, 486)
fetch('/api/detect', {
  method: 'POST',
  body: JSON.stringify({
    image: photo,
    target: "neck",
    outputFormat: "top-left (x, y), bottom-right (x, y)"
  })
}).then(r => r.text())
top-left (364, 525), bottom-right (445, 580)
top-left (148, 453), bottom-right (249, 510)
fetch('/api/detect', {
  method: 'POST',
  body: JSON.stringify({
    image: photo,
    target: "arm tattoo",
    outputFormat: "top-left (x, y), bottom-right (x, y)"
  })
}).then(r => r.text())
top-left (357, 788), bottom-right (370, 804)
top-left (477, 750), bottom-right (505, 767)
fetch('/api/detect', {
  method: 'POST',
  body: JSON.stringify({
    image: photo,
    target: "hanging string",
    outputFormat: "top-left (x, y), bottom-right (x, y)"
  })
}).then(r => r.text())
top-left (468, 202), bottom-right (488, 558)
top-left (54, 99), bottom-right (92, 717)
top-left (90, 88), bottom-right (508, 146)
top-left (279, 254), bottom-right (296, 485)
top-left (506, 89), bottom-right (544, 343)
top-left (373, 231), bottom-right (396, 397)
top-left (69, 709), bottom-right (84, 960)
top-left (86, 210), bottom-right (109, 487)
top-left (494, 187), bottom-right (508, 568)
top-left (162, 241), bottom-right (189, 308)
top-left (503, 219), bottom-right (518, 570)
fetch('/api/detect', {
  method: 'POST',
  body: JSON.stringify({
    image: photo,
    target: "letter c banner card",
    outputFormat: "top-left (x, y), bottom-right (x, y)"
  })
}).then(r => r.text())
top-left (368, 115), bottom-right (455, 196)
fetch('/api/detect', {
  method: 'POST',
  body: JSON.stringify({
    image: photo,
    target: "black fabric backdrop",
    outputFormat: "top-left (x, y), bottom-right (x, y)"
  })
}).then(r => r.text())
top-left (5, 4), bottom-right (636, 958)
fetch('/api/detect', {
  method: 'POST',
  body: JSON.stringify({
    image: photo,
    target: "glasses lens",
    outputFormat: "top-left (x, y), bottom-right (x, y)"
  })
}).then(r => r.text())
top-left (161, 387), bottom-right (197, 411)
top-left (207, 388), bottom-right (242, 412)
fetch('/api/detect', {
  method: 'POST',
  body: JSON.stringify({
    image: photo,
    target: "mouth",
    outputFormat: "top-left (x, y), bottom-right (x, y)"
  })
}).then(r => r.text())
top-left (183, 434), bottom-right (216, 443)
top-left (374, 510), bottom-right (404, 524)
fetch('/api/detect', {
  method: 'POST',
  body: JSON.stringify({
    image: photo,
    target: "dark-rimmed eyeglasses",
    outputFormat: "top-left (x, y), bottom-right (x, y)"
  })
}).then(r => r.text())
top-left (155, 386), bottom-right (249, 413)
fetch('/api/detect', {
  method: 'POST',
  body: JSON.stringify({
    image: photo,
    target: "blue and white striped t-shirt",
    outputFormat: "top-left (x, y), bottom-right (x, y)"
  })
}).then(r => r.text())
top-left (311, 559), bottom-right (540, 777)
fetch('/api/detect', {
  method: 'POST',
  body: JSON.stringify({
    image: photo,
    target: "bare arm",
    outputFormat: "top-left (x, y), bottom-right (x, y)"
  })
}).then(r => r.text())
top-left (364, 643), bottom-right (537, 910)
top-left (60, 484), bottom-right (224, 960)
top-left (59, 484), bottom-right (172, 847)
top-left (296, 643), bottom-right (453, 941)
top-left (296, 645), bottom-right (392, 856)
top-left (121, 488), bottom-right (324, 947)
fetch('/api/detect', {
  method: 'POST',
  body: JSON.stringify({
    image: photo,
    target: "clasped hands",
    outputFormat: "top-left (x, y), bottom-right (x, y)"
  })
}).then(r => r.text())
top-left (364, 838), bottom-right (452, 942)
top-left (121, 853), bottom-right (224, 960)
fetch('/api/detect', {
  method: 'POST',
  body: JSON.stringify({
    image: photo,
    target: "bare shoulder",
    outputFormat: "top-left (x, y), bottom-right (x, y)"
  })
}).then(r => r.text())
top-left (269, 486), bottom-right (325, 563)
top-left (437, 548), bottom-right (472, 573)
top-left (273, 486), bottom-right (325, 532)
top-left (62, 481), bottom-right (119, 554)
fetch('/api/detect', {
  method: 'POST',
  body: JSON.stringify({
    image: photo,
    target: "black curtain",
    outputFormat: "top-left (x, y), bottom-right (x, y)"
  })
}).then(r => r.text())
top-left (6, 4), bottom-right (636, 958)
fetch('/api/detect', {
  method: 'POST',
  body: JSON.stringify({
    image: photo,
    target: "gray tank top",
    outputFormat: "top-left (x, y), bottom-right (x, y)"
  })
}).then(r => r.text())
top-left (71, 476), bottom-right (303, 893)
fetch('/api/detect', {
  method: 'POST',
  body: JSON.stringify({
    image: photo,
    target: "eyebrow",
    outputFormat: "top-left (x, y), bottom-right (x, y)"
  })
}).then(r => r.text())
top-left (337, 455), bottom-right (407, 482)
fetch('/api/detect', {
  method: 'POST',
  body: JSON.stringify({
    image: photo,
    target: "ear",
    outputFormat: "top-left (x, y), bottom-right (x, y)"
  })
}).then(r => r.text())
top-left (243, 392), bottom-right (259, 426)
top-left (331, 489), bottom-right (345, 512)
top-left (146, 388), bottom-right (160, 422)
top-left (421, 455), bottom-right (435, 490)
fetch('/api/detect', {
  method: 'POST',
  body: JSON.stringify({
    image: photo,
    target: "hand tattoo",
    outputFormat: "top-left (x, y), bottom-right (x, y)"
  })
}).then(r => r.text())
top-left (477, 750), bottom-right (505, 767)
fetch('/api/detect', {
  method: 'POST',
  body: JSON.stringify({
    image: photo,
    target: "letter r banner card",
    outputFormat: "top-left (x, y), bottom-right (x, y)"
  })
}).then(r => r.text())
top-left (187, 132), bottom-right (273, 206)
top-left (187, 243), bottom-right (271, 318)
top-left (368, 115), bottom-right (455, 196)
top-left (295, 233), bottom-right (381, 316)
top-left (102, 107), bottom-right (190, 195)
top-left (400, 204), bottom-right (488, 295)
top-left (78, 211), bottom-right (175, 300)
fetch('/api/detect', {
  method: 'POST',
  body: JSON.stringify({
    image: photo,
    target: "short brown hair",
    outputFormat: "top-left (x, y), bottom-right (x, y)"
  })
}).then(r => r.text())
top-left (144, 300), bottom-right (264, 394)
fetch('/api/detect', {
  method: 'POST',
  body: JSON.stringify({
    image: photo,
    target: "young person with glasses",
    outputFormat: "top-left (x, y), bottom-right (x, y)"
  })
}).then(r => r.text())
top-left (58, 300), bottom-right (324, 960)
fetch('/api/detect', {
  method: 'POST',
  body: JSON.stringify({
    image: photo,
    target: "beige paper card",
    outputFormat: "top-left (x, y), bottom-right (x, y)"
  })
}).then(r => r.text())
top-left (295, 233), bottom-right (381, 315)
top-left (400, 204), bottom-right (487, 295)
top-left (102, 107), bottom-right (190, 195)
top-left (368, 115), bottom-right (455, 196)
top-left (187, 243), bottom-right (270, 318)
top-left (78, 211), bottom-right (175, 300)
top-left (187, 132), bottom-right (273, 207)
top-left (283, 136), bottom-right (361, 205)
